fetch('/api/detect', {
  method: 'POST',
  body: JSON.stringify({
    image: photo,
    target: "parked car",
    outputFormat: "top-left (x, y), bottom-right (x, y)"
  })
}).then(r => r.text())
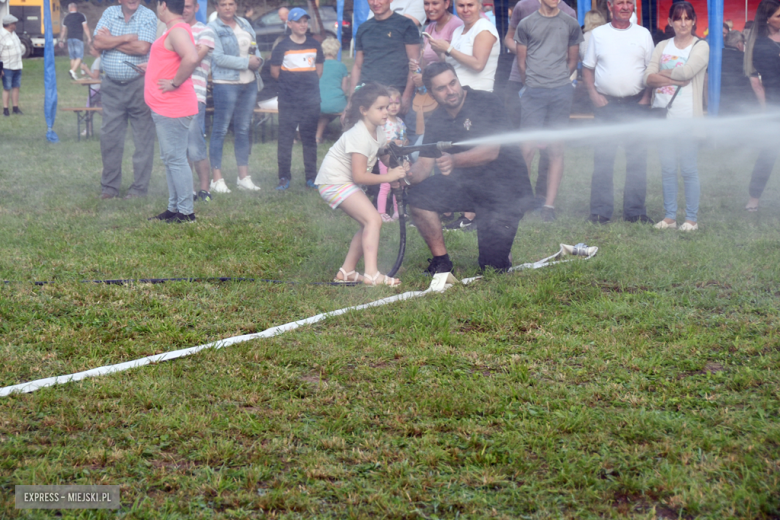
top-left (251, 6), bottom-right (351, 51)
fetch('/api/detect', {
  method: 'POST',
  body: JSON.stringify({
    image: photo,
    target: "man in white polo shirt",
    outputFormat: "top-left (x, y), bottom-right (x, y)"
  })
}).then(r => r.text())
top-left (582, 0), bottom-right (654, 224)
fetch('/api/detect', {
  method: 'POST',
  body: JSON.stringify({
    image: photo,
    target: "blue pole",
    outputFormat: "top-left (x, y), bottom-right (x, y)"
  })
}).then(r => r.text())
top-left (353, 0), bottom-right (370, 42)
top-left (43, 0), bottom-right (58, 142)
top-left (337, 0), bottom-right (344, 61)
top-left (577, 0), bottom-right (588, 25)
top-left (707, 0), bottom-right (723, 115)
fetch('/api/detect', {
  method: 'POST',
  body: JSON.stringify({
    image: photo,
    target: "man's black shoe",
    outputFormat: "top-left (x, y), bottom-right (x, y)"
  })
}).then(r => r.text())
top-left (173, 213), bottom-right (196, 223)
top-left (148, 210), bottom-right (178, 221)
top-left (588, 214), bottom-right (610, 224)
top-left (424, 255), bottom-right (453, 276)
top-left (444, 214), bottom-right (475, 231)
top-left (531, 196), bottom-right (546, 211)
top-left (540, 206), bottom-right (556, 222)
top-left (2, 108), bottom-right (8, 117)
top-left (12, 107), bottom-right (22, 115)
top-left (625, 214), bottom-right (653, 224)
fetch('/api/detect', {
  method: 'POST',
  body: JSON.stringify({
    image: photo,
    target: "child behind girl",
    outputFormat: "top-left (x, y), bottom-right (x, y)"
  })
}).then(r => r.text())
top-left (80, 45), bottom-right (102, 107)
top-left (377, 87), bottom-right (407, 222)
top-left (315, 37), bottom-right (349, 145)
top-left (314, 83), bottom-right (407, 286)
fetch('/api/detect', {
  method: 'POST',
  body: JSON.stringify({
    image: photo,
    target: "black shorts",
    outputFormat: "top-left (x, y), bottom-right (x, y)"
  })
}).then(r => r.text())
top-left (407, 174), bottom-right (525, 271)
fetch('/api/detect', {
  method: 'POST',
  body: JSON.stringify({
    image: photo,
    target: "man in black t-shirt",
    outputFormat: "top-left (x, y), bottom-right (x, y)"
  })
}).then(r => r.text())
top-left (270, 7), bottom-right (324, 189)
top-left (351, 0), bottom-right (419, 114)
top-left (59, 3), bottom-right (91, 80)
top-left (407, 62), bottom-right (534, 274)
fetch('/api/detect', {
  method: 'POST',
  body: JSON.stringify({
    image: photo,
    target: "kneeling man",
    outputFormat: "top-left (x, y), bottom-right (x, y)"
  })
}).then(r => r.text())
top-left (407, 62), bottom-right (534, 274)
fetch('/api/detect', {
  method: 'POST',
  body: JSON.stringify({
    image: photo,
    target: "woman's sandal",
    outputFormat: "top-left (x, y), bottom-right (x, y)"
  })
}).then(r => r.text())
top-left (333, 268), bottom-right (362, 284)
top-left (364, 272), bottom-right (401, 287)
top-left (381, 213), bottom-right (395, 223)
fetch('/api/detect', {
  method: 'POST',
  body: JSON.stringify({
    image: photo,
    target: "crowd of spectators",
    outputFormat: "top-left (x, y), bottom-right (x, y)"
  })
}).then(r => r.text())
top-left (22, 0), bottom-right (778, 264)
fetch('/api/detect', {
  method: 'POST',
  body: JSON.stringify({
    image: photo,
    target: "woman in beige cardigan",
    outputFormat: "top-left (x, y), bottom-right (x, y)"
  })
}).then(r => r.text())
top-left (644, 1), bottom-right (709, 232)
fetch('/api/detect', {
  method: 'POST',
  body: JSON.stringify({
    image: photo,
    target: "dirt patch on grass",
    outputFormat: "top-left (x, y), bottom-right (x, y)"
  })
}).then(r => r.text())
top-left (611, 492), bottom-right (691, 519)
top-left (469, 366), bottom-right (497, 377)
top-left (695, 280), bottom-right (732, 290)
top-left (703, 361), bottom-right (724, 374)
top-left (458, 319), bottom-right (489, 334)
top-left (678, 361), bottom-right (725, 379)
top-left (369, 361), bottom-right (395, 369)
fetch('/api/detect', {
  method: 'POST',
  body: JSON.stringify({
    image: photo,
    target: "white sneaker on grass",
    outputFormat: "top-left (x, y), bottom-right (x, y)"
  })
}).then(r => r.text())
top-left (236, 176), bottom-right (261, 191)
top-left (654, 219), bottom-right (677, 230)
top-left (210, 178), bottom-right (231, 194)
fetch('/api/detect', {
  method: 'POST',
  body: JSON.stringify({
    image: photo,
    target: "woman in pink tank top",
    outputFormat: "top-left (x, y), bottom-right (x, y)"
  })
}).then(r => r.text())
top-left (145, 0), bottom-right (200, 222)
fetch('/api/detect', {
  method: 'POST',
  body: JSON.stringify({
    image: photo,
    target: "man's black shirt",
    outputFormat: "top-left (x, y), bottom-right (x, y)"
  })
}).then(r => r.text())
top-left (63, 12), bottom-right (87, 41)
top-left (420, 87), bottom-right (532, 199)
top-left (355, 13), bottom-right (419, 90)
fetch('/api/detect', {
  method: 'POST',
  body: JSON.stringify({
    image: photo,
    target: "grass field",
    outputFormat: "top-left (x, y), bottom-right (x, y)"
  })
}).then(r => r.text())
top-left (1, 57), bottom-right (780, 519)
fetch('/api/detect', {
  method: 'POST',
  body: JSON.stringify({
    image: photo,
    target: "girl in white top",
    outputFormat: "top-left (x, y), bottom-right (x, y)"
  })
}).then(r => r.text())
top-left (315, 83), bottom-right (407, 286)
top-left (427, 0), bottom-right (499, 91)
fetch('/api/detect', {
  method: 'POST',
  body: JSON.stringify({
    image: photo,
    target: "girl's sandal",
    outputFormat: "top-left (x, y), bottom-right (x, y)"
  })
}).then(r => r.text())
top-left (333, 268), bottom-right (362, 283)
top-left (364, 272), bottom-right (401, 287)
top-left (381, 213), bottom-right (395, 223)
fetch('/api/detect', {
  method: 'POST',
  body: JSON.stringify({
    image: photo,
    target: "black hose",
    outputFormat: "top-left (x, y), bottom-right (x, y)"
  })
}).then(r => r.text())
top-left (5, 200), bottom-right (410, 287)
top-left (3, 277), bottom-right (361, 287)
top-left (386, 186), bottom-right (407, 278)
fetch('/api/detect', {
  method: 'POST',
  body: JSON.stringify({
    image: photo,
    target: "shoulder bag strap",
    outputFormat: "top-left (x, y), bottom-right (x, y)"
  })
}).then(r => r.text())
top-left (666, 38), bottom-right (702, 111)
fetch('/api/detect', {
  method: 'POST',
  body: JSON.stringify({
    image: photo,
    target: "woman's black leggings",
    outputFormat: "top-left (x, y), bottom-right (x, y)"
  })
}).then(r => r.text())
top-left (749, 147), bottom-right (779, 199)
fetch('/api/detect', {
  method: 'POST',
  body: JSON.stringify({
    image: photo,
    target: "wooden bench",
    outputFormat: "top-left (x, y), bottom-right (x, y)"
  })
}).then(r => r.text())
top-left (61, 107), bottom-right (102, 142)
top-left (205, 106), bottom-right (279, 143)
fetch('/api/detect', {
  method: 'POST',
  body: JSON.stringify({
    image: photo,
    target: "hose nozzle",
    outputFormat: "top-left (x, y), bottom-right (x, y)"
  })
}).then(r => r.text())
top-left (386, 141), bottom-right (454, 160)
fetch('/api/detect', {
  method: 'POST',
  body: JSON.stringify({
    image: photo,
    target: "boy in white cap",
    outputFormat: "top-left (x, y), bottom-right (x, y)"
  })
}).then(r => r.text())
top-left (269, 7), bottom-right (324, 190)
top-left (0, 14), bottom-right (23, 116)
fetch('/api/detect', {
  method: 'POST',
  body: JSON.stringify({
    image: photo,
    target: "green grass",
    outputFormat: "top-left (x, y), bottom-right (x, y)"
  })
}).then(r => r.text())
top-left (1, 57), bottom-right (780, 519)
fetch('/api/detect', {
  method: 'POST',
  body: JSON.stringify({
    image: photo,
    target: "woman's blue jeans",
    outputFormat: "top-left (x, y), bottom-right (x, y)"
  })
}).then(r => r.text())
top-left (658, 137), bottom-right (700, 222)
top-left (151, 111), bottom-right (194, 216)
top-left (209, 82), bottom-right (257, 170)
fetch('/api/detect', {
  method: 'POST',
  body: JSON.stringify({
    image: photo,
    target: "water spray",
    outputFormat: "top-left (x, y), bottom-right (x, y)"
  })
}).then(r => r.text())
top-left (453, 111), bottom-right (780, 149)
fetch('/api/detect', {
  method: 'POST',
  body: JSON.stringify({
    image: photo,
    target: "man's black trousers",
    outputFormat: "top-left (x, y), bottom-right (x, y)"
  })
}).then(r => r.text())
top-left (277, 103), bottom-right (319, 182)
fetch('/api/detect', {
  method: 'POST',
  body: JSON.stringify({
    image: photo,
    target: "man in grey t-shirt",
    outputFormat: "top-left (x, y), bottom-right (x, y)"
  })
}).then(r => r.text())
top-left (503, 0), bottom-right (576, 210)
top-left (515, 0), bottom-right (582, 221)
